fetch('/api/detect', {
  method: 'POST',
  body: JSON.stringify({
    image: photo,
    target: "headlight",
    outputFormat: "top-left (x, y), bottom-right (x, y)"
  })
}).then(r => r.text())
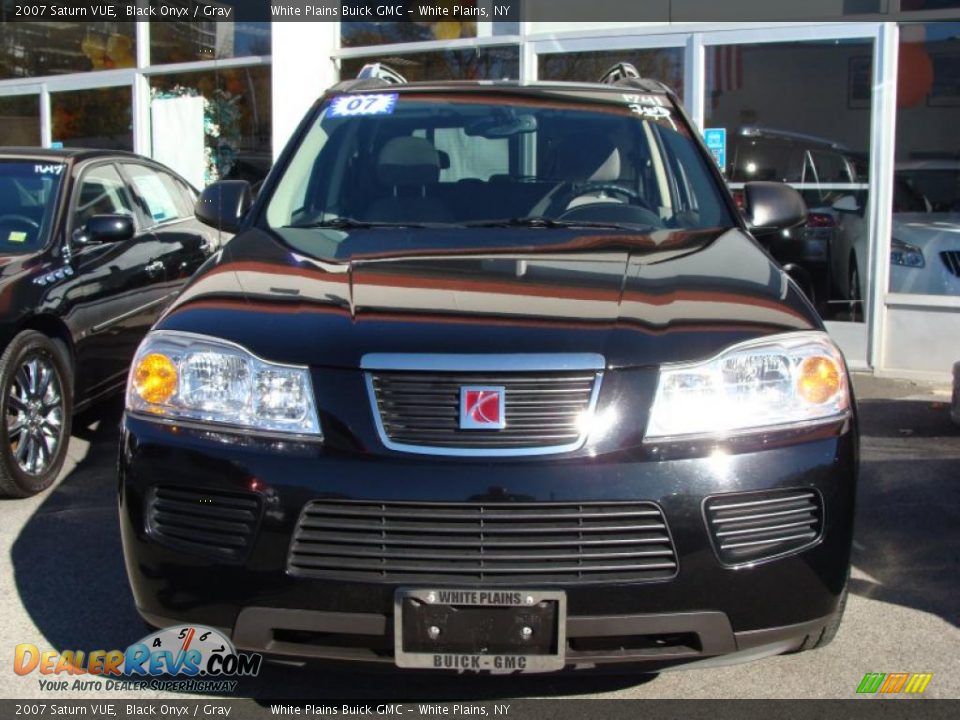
top-left (891, 238), bottom-right (924, 268)
top-left (646, 331), bottom-right (849, 440)
top-left (126, 331), bottom-right (322, 438)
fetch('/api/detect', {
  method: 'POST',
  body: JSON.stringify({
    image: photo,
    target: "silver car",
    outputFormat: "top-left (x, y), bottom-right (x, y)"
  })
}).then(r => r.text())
top-left (832, 160), bottom-right (960, 315)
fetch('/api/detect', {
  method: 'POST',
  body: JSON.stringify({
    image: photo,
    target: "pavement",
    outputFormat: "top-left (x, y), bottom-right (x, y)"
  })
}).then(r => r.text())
top-left (1, 373), bottom-right (957, 701)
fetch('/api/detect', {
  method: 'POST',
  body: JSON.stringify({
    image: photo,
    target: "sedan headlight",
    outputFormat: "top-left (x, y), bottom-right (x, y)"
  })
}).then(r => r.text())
top-left (646, 331), bottom-right (849, 440)
top-left (126, 331), bottom-right (321, 438)
top-left (891, 238), bottom-right (924, 268)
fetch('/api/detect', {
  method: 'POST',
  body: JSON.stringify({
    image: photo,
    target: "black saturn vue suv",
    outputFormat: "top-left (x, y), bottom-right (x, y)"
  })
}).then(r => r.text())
top-left (119, 64), bottom-right (858, 674)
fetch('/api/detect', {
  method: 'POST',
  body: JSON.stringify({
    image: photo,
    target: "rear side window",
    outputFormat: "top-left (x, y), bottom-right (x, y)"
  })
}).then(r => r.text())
top-left (810, 151), bottom-right (853, 184)
top-left (729, 138), bottom-right (802, 182)
top-left (123, 164), bottom-right (192, 225)
top-left (432, 128), bottom-right (509, 182)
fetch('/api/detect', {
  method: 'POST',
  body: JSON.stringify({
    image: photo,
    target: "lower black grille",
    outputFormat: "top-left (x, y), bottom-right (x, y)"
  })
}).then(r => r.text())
top-left (288, 500), bottom-right (677, 584)
top-left (941, 250), bottom-right (960, 277)
top-left (704, 489), bottom-right (823, 566)
top-left (146, 486), bottom-right (261, 563)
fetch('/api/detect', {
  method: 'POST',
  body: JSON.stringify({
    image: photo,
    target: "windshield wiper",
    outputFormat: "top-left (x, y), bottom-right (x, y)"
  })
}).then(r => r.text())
top-left (462, 217), bottom-right (638, 230)
top-left (283, 217), bottom-right (429, 229)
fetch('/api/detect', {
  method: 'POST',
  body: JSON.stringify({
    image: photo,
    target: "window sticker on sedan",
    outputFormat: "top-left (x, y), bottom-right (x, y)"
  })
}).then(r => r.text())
top-left (329, 93), bottom-right (398, 117)
top-left (7, 231), bottom-right (27, 243)
top-left (131, 174), bottom-right (179, 222)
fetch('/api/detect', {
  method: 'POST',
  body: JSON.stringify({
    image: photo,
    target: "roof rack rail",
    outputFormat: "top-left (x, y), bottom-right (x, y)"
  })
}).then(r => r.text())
top-left (599, 63), bottom-right (641, 85)
top-left (357, 63), bottom-right (407, 85)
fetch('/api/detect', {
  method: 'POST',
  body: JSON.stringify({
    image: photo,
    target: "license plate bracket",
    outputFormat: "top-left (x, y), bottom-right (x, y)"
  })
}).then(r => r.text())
top-left (393, 588), bottom-right (566, 673)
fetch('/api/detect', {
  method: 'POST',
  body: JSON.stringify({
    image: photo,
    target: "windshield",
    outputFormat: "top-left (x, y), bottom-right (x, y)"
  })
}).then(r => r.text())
top-left (0, 160), bottom-right (65, 254)
top-left (897, 168), bottom-right (960, 213)
top-left (266, 91), bottom-right (734, 240)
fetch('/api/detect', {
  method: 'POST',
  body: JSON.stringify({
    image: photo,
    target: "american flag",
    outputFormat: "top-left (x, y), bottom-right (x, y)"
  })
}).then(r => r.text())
top-left (710, 46), bottom-right (743, 94)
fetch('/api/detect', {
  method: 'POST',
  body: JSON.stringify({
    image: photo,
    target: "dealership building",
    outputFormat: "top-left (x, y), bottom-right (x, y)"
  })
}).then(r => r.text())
top-left (1, 1), bottom-right (959, 379)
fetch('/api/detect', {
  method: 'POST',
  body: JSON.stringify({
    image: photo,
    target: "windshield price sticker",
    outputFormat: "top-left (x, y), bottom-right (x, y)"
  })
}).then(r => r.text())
top-left (330, 93), bottom-right (398, 117)
top-left (631, 105), bottom-right (671, 118)
top-left (621, 94), bottom-right (671, 118)
top-left (622, 94), bottom-right (670, 116)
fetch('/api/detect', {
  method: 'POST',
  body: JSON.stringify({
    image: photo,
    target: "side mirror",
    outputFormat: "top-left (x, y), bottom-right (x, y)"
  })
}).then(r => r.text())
top-left (743, 181), bottom-right (807, 234)
top-left (74, 214), bottom-right (135, 245)
top-left (196, 180), bottom-right (251, 233)
top-left (832, 195), bottom-right (861, 214)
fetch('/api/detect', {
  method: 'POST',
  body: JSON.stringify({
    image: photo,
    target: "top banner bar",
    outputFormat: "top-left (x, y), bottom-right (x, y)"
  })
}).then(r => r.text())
top-left (0, 0), bottom-right (944, 24)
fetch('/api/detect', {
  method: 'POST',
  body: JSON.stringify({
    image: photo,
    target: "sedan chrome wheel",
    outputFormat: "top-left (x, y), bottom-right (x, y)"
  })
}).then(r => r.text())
top-left (6, 353), bottom-right (64, 476)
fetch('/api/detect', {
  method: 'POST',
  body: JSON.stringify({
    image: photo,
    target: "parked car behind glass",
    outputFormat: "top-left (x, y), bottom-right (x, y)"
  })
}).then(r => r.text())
top-left (726, 126), bottom-right (863, 316)
top-left (0, 148), bottom-right (216, 496)
top-left (830, 160), bottom-right (960, 306)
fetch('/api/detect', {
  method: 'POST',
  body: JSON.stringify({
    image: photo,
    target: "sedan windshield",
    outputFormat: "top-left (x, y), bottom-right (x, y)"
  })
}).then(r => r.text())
top-left (0, 160), bottom-right (65, 254)
top-left (897, 168), bottom-right (960, 213)
top-left (266, 91), bottom-right (734, 242)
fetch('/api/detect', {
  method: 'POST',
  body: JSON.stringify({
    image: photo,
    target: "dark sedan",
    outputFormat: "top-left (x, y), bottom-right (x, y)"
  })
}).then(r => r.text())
top-left (119, 68), bottom-right (857, 673)
top-left (0, 148), bottom-right (216, 496)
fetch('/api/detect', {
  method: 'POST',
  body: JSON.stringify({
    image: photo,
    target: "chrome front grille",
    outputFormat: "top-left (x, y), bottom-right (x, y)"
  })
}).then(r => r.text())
top-left (288, 500), bottom-right (678, 584)
top-left (941, 250), bottom-right (960, 277)
top-left (363, 355), bottom-right (604, 455)
top-left (704, 489), bottom-right (823, 566)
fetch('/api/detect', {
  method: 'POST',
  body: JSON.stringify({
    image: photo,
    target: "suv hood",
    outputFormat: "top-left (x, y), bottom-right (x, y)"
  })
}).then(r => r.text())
top-left (160, 227), bottom-right (817, 369)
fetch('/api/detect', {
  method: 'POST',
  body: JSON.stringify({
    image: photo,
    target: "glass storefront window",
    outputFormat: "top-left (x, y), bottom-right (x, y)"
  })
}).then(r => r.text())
top-left (892, 22), bottom-right (960, 296)
top-left (51, 86), bottom-right (133, 150)
top-left (0, 22), bottom-right (136, 79)
top-left (342, 21), bottom-right (475, 48)
top-left (340, 46), bottom-right (519, 82)
top-left (0, 95), bottom-right (40, 146)
top-left (704, 39), bottom-right (874, 322)
top-left (901, 1), bottom-right (960, 9)
top-left (150, 66), bottom-right (272, 185)
top-left (343, 2), bottom-right (514, 48)
top-left (149, 19), bottom-right (271, 64)
top-left (539, 48), bottom-right (684, 95)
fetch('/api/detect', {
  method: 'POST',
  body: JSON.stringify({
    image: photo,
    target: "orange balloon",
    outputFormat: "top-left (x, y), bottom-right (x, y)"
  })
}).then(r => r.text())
top-left (106, 34), bottom-right (135, 68)
top-left (432, 22), bottom-right (461, 40)
top-left (107, 33), bottom-right (131, 57)
top-left (898, 43), bottom-right (934, 108)
top-left (81, 35), bottom-right (105, 59)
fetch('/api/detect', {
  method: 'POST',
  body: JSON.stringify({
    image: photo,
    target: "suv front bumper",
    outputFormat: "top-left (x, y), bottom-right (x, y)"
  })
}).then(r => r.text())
top-left (119, 414), bottom-right (856, 671)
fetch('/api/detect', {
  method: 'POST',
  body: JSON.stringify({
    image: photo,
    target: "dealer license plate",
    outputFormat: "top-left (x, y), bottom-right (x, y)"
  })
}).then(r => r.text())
top-left (393, 588), bottom-right (566, 673)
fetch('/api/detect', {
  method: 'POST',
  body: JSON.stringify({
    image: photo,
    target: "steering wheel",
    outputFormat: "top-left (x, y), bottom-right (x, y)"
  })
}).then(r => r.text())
top-left (0, 214), bottom-right (40, 231)
top-left (556, 182), bottom-right (651, 209)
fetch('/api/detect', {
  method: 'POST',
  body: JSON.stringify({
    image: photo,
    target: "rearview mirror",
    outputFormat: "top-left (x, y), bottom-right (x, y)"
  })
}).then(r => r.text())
top-left (743, 181), bottom-right (807, 234)
top-left (465, 112), bottom-right (537, 139)
top-left (74, 214), bottom-right (135, 246)
top-left (196, 180), bottom-right (251, 233)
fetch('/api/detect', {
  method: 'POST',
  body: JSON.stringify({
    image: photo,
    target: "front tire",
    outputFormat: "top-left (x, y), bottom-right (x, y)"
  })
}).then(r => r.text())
top-left (0, 331), bottom-right (73, 498)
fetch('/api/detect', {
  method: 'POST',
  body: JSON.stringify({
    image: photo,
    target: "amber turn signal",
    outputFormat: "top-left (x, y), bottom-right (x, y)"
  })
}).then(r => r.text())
top-left (797, 356), bottom-right (841, 404)
top-left (133, 353), bottom-right (177, 404)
